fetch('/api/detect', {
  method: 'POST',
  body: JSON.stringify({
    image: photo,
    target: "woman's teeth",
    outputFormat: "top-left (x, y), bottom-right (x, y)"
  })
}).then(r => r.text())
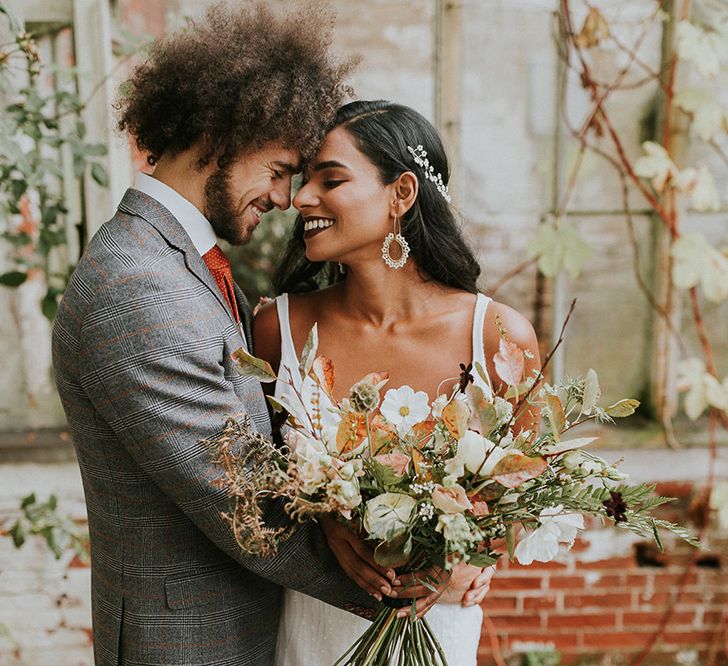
top-left (303, 218), bottom-right (335, 232)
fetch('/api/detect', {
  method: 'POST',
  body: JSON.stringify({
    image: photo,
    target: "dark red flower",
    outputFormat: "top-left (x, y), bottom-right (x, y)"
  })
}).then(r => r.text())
top-left (458, 362), bottom-right (474, 393)
top-left (603, 490), bottom-right (628, 523)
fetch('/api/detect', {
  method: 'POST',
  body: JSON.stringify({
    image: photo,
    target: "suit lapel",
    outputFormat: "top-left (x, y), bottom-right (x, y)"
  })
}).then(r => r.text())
top-left (233, 283), bottom-right (254, 354)
top-left (117, 189), bottom-right (243, 338)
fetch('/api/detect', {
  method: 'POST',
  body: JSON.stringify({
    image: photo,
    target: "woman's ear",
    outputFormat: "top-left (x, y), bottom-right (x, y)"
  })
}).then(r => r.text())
top-left (391, 171), bottom-right (418, 216)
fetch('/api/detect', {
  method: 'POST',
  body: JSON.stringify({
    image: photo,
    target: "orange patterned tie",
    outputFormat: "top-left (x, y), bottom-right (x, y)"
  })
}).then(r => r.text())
top-left (202, 245), bottom-right (240, 323)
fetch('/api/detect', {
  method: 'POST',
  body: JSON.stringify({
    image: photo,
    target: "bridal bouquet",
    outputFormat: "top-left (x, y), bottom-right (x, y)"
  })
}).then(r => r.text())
top-left (214, 325), bottom-right (698, 666)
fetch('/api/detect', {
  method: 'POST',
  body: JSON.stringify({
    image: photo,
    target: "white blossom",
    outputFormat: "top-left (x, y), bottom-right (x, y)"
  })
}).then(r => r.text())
top-left (380, 386), bottom-right (430, 437)
top-left (363, 492), bottom-right (416, 541)
top-left (515, 505), bottom-right (584, 565)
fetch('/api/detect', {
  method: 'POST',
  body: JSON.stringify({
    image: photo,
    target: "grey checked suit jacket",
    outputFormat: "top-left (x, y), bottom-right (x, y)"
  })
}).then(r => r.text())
top-left (52, 189), bottom-right (375, 666)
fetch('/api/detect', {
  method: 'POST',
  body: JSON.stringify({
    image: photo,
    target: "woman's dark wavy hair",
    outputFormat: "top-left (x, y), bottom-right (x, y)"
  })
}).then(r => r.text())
top-left (116, 1), bottom-right (354, 167)
top-left (273, 100), bottom-right (481, 294)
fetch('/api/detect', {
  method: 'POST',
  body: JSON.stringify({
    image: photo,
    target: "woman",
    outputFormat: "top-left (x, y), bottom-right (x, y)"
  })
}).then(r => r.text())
top-left (254, 100), bottom-right (541, 664)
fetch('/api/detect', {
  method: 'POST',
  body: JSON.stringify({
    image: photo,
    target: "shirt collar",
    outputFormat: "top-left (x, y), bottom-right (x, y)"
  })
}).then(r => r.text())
top-left (133, 173), bottom-right (217, 255)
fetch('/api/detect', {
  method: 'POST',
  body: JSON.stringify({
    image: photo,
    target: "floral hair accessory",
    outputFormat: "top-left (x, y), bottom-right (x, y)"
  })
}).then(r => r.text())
top-left (406, 144), bottom-right (452, 203)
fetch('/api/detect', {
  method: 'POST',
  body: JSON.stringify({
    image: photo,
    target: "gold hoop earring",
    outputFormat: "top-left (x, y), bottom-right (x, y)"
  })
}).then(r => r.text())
top-left (381, 214), bottom-right (410, 270)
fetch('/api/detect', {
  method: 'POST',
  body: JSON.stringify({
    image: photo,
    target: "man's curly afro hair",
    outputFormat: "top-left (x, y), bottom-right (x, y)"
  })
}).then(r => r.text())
top-left (117, 1), bottom-right (355, 167)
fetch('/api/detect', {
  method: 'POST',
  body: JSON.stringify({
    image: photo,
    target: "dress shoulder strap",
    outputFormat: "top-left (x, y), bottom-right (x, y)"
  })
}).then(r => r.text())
top-left (274, 294), bottom-right (300, 386)
top-left (471, 293), bottom-right (494, 396)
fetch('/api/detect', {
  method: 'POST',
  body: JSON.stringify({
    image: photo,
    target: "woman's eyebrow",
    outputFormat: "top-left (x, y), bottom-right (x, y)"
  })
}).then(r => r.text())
top-left (312, 160), bottom-right (350, 172)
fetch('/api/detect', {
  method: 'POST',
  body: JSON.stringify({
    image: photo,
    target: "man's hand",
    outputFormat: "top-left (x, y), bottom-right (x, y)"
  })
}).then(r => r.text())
top-left (387, 566), bottom-right (450, 620)
top-left (319, 515), bottom-right (395, 601)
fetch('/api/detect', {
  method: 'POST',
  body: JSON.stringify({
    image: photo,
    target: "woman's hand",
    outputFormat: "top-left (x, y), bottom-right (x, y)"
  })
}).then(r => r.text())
top-left (460, 565), bottom-right (495, 607)
top-left (437, 562), bottom-right (494, 605)
top-left (389, 561), bottom-right (495, 620)
top-left (319, 515), bottom-right (395, 601)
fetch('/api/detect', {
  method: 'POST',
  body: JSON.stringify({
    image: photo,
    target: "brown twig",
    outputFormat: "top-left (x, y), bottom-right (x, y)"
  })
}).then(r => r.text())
top-left (560, 0), bottom-right (675, 228)
top-left (510, 298), bottom-right (577, 424)
top-left (708, 138), bottom-right (728, 168)
top-left (630, 406), bottom-right (717, 666)
top-left (482, 606), bottom-right (507, 666)
top-left (689, 287), bottom-right (718, 376)
top-left (488, 257), bottom-right (538, 296)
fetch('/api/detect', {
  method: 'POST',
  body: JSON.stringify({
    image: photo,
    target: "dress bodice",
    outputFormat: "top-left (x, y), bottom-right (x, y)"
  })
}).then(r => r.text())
top-left (272, 292), bottom-right (494, 414)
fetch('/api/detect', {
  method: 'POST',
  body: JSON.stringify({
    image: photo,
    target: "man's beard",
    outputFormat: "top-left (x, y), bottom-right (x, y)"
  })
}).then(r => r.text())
top-left (203, 166), bottom-right (249, 245)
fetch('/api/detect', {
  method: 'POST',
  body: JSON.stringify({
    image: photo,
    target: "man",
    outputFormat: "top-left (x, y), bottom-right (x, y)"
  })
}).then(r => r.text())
top-left (52, 3), bottom-right (384, 664)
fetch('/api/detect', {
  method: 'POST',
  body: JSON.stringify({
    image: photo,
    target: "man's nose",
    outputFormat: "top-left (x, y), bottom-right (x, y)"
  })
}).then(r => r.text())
top-left (270, 181), bottom-right (292, 210)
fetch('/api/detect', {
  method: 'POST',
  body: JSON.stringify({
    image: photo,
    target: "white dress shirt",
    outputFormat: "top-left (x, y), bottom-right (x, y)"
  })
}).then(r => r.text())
top-left (134, 173), bottom-right (217, 256)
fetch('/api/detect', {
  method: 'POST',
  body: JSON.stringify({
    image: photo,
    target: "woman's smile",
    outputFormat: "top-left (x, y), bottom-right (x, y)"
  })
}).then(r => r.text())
top-left (303, 216), bottom-right (337, 239)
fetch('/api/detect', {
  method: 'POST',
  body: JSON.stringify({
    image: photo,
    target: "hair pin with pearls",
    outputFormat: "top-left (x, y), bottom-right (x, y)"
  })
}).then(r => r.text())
top-left (406, 144), bottom-right (452, 203)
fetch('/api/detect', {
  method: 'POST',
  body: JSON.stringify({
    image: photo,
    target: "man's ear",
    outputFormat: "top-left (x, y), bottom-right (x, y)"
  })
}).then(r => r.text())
top-left (391, 171), bottom-right (419, 217)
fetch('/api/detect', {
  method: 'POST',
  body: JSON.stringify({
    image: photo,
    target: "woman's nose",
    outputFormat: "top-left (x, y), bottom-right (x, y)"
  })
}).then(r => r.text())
top-left (293, 181), bottom-right (316, 211)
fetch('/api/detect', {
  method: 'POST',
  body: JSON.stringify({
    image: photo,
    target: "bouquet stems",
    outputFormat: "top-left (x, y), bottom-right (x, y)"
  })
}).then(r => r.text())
top-left (333, 604), bottom-right (447, 666)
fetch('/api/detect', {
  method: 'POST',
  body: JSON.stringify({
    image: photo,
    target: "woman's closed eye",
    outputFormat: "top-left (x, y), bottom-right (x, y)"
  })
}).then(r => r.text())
top-left (323, 179), bottom-right (345, 189)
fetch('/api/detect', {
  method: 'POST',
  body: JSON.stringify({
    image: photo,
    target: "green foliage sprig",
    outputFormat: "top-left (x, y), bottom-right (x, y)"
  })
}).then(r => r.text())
top-left (4, 492), bottom-right (88, 561)
top-left (0, 4), bottom-right (152, 321)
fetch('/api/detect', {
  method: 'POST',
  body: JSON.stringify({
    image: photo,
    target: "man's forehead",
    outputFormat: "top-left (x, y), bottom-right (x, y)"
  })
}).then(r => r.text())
top-left (255, 142), bottom-right (302, 172)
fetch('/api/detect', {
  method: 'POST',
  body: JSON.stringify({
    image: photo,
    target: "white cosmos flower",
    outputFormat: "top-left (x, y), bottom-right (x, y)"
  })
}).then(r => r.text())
top-left (539, 505), bottom-right (584, 544)
top-left (514, 525), bottom-right (561, 565)
top-left (363, 492), bottom-right (416, 541)
top-left (380, 386), bottom-right (430, 437)
top-left (515, 505), bottom-right (585, 565)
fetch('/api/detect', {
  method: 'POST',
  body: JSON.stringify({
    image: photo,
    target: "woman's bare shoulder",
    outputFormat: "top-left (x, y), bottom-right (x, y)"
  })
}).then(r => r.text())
top-left (486, 299), bottom-right (539, 352)
top-left (252, 299), bottom-right (282, 369)
top-left (287, 283), bottom-right (341, 311)
top-left (483, 298), bottom-right (541, 380)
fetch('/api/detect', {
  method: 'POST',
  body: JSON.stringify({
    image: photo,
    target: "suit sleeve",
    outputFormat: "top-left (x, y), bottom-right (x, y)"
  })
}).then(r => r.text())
top-left (78, 265), bottom-right (375, 613)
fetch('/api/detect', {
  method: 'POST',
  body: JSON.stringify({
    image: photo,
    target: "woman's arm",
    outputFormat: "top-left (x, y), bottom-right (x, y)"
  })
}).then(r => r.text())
top-left (485, 301), bottom-right (542, 436)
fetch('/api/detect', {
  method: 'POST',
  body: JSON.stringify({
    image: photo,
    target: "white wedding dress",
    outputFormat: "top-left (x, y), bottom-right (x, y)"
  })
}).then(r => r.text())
top-left (272, 292), bottom-right (494, 666)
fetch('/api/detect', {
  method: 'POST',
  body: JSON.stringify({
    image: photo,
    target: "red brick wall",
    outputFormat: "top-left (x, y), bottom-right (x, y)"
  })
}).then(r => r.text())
top-left (477, 482), bottom-right (728, 665)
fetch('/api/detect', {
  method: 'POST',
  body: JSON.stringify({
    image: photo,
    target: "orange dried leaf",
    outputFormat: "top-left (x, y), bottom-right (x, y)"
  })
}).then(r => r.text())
top-left (359, 371), bottom-right (390, 389)
top-left (312, 356), bottom-right (336, 399)
top-left (544, 393), bottom-right (566, 438)
top-left (410, 419), bottom-right (436, 449)
top-left (492, 453), bottom-right (547, 489)
top-left (442, 399), bottom-right (470, 439)
top-left (467, 384), bottom-right (497, 434)
top-left (575, 7), bottom-right (610, 49)
top-left (411, 447), bottom-right (431, 481)
top-left (336, 412), bottom-right (367, 454)
top-left (493, 338), bottom-right (525, 387)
